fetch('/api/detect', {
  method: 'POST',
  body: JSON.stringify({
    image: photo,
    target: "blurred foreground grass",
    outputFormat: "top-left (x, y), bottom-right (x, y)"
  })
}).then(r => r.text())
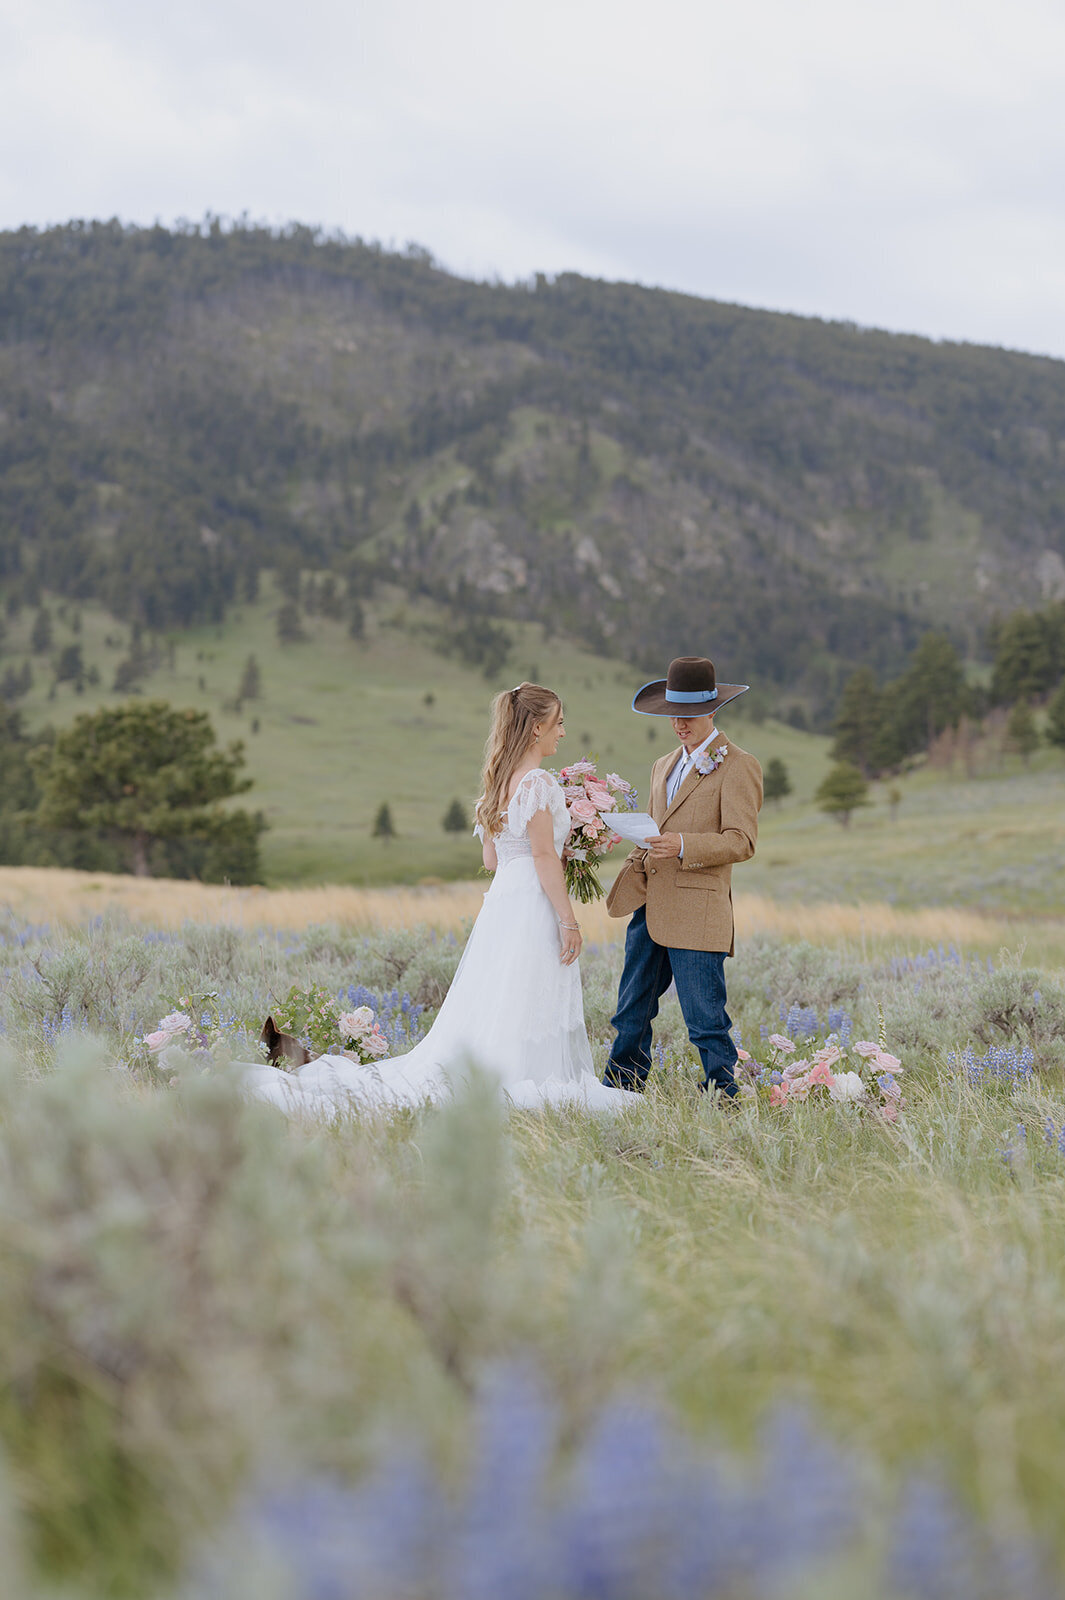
top-left (1, 911), bottom-right (1065, 1594)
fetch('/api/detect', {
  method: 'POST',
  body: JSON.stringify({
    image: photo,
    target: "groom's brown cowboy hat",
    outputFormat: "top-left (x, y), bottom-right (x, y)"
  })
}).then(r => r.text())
top-left (632, 655), bottom-right (749, 717)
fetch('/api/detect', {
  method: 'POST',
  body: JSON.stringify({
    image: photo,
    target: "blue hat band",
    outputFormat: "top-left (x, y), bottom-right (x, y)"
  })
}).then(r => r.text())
top-left (665, 687), bottom-right (717, 704)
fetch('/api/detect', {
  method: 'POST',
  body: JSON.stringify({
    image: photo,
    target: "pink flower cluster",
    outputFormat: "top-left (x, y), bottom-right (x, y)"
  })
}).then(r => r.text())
top-left (144, 1010), bottom-right (193, 1052)
top-left (558, 760), bottom-right (635, 859)
top-left (739, 1033), bottom-right (905, 1121)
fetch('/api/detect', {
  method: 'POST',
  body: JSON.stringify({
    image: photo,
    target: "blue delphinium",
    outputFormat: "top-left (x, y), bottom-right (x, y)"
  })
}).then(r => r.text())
top-left (949, 1044), bottom-right (1035, 1091)
top-left (340, 985), bottom-right (425, 1049)
top-left (187, 1370), bottom-right (1053, 1600)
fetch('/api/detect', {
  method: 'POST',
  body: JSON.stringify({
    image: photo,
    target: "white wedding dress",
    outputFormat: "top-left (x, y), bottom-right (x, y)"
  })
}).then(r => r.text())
top-left (243, 769), bottom-right (631, 1116)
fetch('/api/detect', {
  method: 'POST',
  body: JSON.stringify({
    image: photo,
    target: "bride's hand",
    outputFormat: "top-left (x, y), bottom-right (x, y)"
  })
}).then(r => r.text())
top-left (559, 921), bottom-right (583, 965)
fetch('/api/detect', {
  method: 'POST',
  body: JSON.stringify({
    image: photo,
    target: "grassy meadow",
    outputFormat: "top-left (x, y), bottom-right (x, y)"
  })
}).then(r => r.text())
top-left (1, 906), bottom-right (1065, 1596)
top-left (8, 581), bottom-right (829, 885)
top-left (3, 584), bottom-right (1065, 1595)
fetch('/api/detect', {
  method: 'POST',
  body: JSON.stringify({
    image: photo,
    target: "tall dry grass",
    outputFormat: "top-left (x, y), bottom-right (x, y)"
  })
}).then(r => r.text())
top-left (2, 865), bottom-right (1062, 969)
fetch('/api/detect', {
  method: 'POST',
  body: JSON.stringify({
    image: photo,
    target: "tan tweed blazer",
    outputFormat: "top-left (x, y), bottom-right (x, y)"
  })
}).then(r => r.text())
top-left (605, 738), bottom-right (763, 953)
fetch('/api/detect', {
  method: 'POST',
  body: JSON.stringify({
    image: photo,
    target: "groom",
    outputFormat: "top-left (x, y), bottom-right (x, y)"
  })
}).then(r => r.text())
top-left (603, 656), bottom-right (763, 1097)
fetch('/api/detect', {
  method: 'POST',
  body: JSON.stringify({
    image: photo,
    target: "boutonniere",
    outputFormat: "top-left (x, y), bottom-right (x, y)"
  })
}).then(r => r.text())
top-left (693, 743), bottom-right (728, 776)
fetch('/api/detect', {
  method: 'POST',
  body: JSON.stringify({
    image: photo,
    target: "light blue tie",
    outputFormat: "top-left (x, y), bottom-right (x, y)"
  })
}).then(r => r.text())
top-left (667, 752), bottom-right (691, 806)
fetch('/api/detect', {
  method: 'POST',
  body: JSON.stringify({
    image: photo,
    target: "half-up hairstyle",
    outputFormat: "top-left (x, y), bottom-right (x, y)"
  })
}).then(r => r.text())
top-left (475, 682), bottom-right (562, 838)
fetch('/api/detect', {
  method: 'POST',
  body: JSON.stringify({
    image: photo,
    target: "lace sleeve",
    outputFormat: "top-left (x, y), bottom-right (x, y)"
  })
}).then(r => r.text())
top-left (507, 769), bottom-right (559, 834)
top-left (473, 822), bottom-right (484, 842)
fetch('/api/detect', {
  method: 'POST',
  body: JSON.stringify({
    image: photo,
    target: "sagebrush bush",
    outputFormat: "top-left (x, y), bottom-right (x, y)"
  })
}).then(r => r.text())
top-left (1, 916), bottom-right (1064, 1596)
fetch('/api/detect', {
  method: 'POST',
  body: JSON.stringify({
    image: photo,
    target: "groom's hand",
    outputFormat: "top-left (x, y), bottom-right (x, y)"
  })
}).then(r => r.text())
top-left (648, 832), bottom-right (682, 860)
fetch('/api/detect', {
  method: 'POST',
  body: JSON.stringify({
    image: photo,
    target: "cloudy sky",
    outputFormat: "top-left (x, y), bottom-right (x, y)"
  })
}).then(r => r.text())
top-left (3, 0), bottom-right (1064, 357)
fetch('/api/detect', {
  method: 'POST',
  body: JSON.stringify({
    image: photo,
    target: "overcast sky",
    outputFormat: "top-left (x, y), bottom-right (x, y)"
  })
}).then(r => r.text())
top-left (3, 0), bottom-right (1064, 358)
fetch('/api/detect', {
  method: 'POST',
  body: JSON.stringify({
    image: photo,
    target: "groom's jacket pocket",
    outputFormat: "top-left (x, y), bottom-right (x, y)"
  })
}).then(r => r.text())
top-left (675, 872), bottom-right (723, 890)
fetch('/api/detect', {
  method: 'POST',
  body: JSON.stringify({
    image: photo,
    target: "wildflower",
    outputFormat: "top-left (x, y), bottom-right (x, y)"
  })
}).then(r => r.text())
top-left (157, 1010), bottom-right (193, 1034)
top-left (768, 1033), bottom-right (796, 1053)
top-left (874, 1049), bottom-right (902, 1072)
top-left (877, 1073), bottom-right (902, 1103)
top-left (813, 1043), bottom-right (844, 1070)
top-left (829, 1071), bottom-right (866, 1103)
top-left (769, 1083), bottom-right (790, 1107)
top-left (808, 1061), bottom-right (836, 1090)
top-left (853, 1041), bottom-right (881, 1057)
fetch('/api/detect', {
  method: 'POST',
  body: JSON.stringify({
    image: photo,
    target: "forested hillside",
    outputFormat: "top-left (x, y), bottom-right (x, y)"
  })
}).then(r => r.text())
top-left (3, 218), bottom-right (1065, 720)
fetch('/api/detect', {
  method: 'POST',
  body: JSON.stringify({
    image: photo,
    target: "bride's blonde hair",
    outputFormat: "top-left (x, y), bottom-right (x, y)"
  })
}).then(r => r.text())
top-left (475, 682), bottom-right (562, 838)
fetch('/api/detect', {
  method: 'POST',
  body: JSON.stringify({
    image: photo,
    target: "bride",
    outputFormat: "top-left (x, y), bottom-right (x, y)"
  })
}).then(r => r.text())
top-left (244, 683), bottom-right (631, 1115)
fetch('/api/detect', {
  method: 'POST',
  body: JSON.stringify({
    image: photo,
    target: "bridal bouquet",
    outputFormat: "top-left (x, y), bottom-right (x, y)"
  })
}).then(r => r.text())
top-left (553, 759), bottom-right (638, 903)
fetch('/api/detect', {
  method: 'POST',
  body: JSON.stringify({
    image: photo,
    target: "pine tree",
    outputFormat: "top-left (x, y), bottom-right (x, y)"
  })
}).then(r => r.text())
top-left (830, 667), bottom-right (884, 774)
top-left (442, 798), bottom-right (467, 833)
top-left (276, 600), bottom-right (306, 644)
top-left (763, 757), bottom-right (792, 805)
top-left (372, 802), bottom-right (395, 842)
top-left (238, 654), bottom-right (262, 700)
top-left (349, 599), bottom-right (366, 640)
top-left (815, 762), bottom-right (870, 827)
top-left (1006, 701), bottom-right (1039, 765)
top-left (1046, 683), bottom-right (1065, 753)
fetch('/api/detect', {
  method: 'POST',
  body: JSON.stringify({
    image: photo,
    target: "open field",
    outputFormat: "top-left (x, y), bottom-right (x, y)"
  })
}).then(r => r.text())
top-left (3, 864), bottom-right (1065, 971)
top-left (2, 911), bottom-right (1065, 1595)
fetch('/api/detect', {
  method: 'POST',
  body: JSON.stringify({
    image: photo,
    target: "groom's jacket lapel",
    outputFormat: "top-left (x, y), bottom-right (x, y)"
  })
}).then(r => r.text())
top-left (657, 750), bottom-right (719, 828)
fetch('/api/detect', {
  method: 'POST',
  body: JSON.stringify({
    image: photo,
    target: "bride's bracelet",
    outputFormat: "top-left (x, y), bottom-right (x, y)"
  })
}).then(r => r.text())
top-left (559, 921), bottom-right (580, 931)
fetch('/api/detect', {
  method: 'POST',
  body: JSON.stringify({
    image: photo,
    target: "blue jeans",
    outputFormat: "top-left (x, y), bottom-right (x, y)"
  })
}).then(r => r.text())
top-left (603, 907), bottom-right (738, 1095)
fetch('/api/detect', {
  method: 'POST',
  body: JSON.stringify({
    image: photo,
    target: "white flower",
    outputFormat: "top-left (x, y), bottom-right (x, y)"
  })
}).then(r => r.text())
top-left (339, 1007), bottom-right (375, 1036)
top-left (828, 1071), bottom-right (866, 1103)
top-left (157, 1011), bottom-right (193, 1034)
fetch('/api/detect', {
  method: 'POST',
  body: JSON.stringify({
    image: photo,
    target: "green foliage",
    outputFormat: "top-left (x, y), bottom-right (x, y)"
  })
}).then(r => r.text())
top-left (1006, 700), bottom-right (1040, 763)
top-left (815, 760), bottom-right (870, 826)
top-left (442, 797), bottom-right (468, 833)
top-left (762, 756), bottom-right (792, 803)
top-left (0, 917), bottom-right (1065, 1593)
top-left (372, 802), bottom-right (395, 841)
top-left (990, 601), bottom-right (1065, 705)
top-left (1046, 682), bottom-right (1065, 752)
top-left (237, 654), bottom-right (261, 701)
top-left (831, 635), bottom-right (970, 775)
top-left (270, 981), bottom-right (341, 1058)
top-left (831, 665), bottom-right (884, 772)
top-left (30, 700), bottom-right (264, 879)
top-left (439, 613), bottom-right (513, 679)
top-left (276, 600), bottom-right (306, 644)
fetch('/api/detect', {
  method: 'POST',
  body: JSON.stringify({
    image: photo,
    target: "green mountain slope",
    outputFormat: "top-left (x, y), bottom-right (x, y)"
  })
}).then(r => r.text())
top-left (3, 220), bottom-right (1065, 722)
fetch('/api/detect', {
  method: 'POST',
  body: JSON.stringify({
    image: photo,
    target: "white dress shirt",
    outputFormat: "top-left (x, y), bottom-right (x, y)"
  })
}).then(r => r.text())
top-left (665, 730), bottom-right (721, 857)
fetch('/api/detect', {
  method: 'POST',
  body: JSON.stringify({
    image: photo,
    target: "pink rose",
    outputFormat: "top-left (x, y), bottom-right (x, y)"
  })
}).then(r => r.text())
top-left (569, 797), bottom-right (598, 823)
top-left (770, 1083), bottom-right (790, 1107)
top-left (853, 1041), bottom-right (881, 1057)
top-left (813, 1044), bottom-right (843, 1070)
top-left (783, 1058), bottom-right (810, 1079)
top-left (880, 1102), bottom-right (899, 1123)
top-left (145, 1030), bottom-right (173, 1052)
top-left (768, 1034), bottom-right (796, 1053)
top-left (736, 1048), bottom-right (751, 1062)
top-left (807, 1061), bottom-right (836, 1089)
top-left (874, 1050), bottom-right (902, 1072)
top-left (584, 778), bottom-right (616, 812)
